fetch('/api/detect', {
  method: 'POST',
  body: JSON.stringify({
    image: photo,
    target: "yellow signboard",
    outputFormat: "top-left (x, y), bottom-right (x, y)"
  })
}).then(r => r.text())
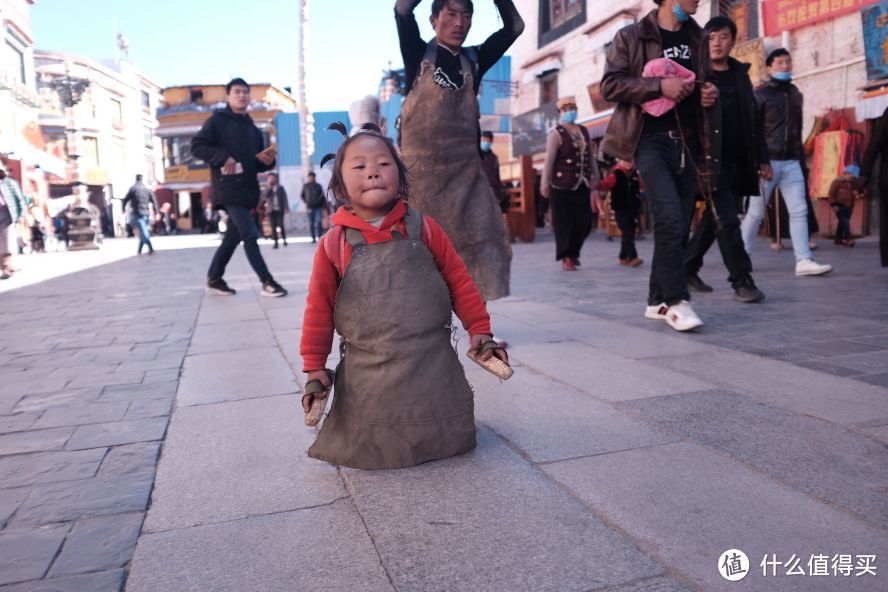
top-left (731, 38), bottom-right (767, 87)
top-left (164, 165), bottom-right (209, 183)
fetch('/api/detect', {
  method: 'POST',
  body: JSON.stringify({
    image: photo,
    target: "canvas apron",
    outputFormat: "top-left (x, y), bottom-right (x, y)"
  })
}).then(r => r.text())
top-left (399, 42), bottom-right (512, 301)
top-left (308, 208), bottom-right (477, 470)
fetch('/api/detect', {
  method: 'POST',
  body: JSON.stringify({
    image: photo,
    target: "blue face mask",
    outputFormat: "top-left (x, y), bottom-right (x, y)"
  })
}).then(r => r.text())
top-left (560, 111), bottom-right (578, 124)
top-left (480, 141), bottom-right (492, 152)
top-left (772, 71), bottom-right (793, 82)
top-left (672, 3), bottom-right (690, 22)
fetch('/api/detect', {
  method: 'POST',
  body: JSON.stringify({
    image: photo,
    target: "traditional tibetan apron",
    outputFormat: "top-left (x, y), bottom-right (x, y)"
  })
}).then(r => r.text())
top-left (308, 208), bottom-right (477, 470)
top-left (399, 42), bottom-right (512, 301)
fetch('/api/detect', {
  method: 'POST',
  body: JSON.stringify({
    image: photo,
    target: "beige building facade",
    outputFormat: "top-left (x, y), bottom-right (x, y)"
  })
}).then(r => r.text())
top-left (35, 50), bottom-right (163, 233)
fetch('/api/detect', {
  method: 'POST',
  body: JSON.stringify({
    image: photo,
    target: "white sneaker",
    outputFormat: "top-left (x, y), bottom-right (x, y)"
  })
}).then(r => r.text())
top-left (664, 301), bottom-right (704, 332)
top-left (795, 259), bottom-right (832, 277)
top-left (644, 302), bottom-right (668, 320)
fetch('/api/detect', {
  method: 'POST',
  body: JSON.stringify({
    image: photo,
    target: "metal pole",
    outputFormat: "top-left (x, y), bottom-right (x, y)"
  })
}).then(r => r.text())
top-left (298, 0), bottom-right (314, 180)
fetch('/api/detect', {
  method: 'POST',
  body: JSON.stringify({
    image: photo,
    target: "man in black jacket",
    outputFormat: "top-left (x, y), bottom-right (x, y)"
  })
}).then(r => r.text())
top-left (300, 172), bottom-right (326, 243)
top-left (191, 78), bottom-right (286, 297)
top-left (684, 16), bottom-right (766, 302)
top-left (122, 174), bottom-right (159, 256)
top-left (739, 49), bottom-right (831, 277)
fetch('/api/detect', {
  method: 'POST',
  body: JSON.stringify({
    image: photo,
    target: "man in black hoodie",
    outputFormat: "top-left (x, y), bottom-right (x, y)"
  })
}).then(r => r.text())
top-left (191, 78), bottom-right (287, 297)
top-left (683, 16), bottom-right (766, 302)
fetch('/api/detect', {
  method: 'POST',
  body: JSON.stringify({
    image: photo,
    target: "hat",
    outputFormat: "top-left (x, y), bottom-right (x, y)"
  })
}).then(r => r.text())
top-left (844, 164), bottom-right (860, 178)
top-left (556, 96), bottom-right (577, 110)
top-left (480, 130), bottom-right (494, 139)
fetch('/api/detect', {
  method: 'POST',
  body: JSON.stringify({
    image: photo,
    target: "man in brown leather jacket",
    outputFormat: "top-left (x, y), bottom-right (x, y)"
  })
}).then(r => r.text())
top-left (601, 0), bottom-right (719, 332)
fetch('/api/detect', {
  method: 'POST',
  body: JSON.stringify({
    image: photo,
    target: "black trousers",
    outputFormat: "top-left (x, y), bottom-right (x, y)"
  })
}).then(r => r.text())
top-left (550, 186), bottom-right (593, 261)
top-left (834, 205), bottom-right (852, 241)
top-left (635, 134), bottom-right (700, 306)
top-left (269, 210), bottom-right (287, 244)
top-left (684, 164), bottom-right (753, 289)
top-left (614, 210), bottom-right (638, 261)
top-left (207, 205), bottom-right (273, 284)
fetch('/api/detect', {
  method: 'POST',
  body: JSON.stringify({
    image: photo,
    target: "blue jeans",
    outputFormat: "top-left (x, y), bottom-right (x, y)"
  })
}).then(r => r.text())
top-left (207, 205), bottom-right (273, 284)
top-left (307, 207), bottom-right (324, 241)
top-left (135, 215), bottom-right (154, 254)
top-left (635, 133), bottom-right (701, 306)
top-left (740, 159), bottom-right (812, 261)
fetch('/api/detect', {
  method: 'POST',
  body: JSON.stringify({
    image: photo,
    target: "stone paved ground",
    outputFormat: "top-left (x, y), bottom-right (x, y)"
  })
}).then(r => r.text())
top-left (0, 229), bottom-right (886, 592)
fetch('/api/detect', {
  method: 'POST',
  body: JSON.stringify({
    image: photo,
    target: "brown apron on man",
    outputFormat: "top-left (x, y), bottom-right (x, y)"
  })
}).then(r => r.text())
top-left (308, 208), bottom-right (477, 470)
top-left (399, 42), bottom-right (511, 301)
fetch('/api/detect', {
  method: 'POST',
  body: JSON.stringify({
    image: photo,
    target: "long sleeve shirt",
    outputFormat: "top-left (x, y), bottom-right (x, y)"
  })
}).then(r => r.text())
top-left (300, 200), bottom-right (492, 372)
top-left (395, 0), bottom-right (524, 95)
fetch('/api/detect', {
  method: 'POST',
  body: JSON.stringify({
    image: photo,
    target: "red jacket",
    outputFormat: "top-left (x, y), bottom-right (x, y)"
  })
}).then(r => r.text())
top-left (300, 200), bottom-right (493, 372)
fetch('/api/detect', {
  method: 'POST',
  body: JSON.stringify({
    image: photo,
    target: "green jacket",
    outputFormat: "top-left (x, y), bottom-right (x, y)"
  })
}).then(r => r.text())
top-left (0, 177), bottom-right (25, 222)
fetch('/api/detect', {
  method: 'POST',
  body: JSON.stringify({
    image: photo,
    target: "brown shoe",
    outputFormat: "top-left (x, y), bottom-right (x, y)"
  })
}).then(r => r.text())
top-left (628, 258), bottom-right (644, 267)
top-left (618, 259), bottom-right (629, 266)
top-left (562, 259), bottom-right (577, 271)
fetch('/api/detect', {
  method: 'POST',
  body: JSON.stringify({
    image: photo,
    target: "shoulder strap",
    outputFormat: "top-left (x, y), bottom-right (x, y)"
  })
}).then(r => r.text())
top-left (322, 226), bottom-right (348, 277)
top-left (344, 227), bottom-right (366, 247)
top-left (403, 206), bottom-right (423, 241)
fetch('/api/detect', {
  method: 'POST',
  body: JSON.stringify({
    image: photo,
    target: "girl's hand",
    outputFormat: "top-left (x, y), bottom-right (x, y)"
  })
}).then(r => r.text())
top-left (302, 369), bottom-right (333, 413)
top-left (470, 334), bottom-right (508, 363)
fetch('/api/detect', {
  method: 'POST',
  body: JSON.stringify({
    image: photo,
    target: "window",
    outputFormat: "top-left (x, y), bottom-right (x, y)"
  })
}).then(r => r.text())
top-left (162, 136), bottom-right (205, 168)
top-left (540, 71), bottom-right (558, 106)
top-left (550, 0), bottom-right (582, 29)
top-left (81, 136), bottom-right (100, 167)
top-left (144, 127), bottom-right (154, 148)
top-left (141, 90), bottom-right (151, 111)
top-left (5, 41), bottom-right (25, 85)
top-left (539, 0), bottom-right (586, 48)
top-left (111, 98), bottom-right (123, 127)
top-left (189, 89), bottom-right (203, 103)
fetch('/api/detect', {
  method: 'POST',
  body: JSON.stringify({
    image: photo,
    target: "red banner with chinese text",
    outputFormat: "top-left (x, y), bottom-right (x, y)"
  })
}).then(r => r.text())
top-left (763, 0), bottom-right (880, 36)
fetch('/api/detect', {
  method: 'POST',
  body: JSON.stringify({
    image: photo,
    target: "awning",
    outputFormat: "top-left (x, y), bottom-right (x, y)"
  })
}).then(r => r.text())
top-left (856, 84), bottom-right (888, 121)
top-left (520, 55), bottom-right (563, 84)
top-left (581, 111), bottom-right (613, 139)
top-left (0, 137), bottom-right (68, 177)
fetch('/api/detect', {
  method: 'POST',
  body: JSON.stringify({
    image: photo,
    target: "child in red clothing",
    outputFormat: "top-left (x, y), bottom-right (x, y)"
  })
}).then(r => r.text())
top-left (300, 125), bottom-right (508, 470)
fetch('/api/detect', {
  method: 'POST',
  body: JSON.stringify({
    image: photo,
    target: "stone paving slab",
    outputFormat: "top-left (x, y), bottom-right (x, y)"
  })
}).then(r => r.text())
top-left (144, 395), bottom-right (344, 533)
top-left (123, 398), bottom-right (172, 420)
top-left (0, 449), bottom-right (105, 488)
top-left (177, 347), bottom-right (298, 407)
top-left (12, 471), bottom-right (154, 526)
top-left (0, 524), bottom-right (70, 586)
top-left (342, 428), bottom-right (666, 592)
top-left (98, 381), bottom-right (177, 402)
top-left (96, 442), bottom-right (160, 477)
top-left (0, 428), bottom-right (73, 455)
top-left (0, 488), bottom-right (28, 529)
top-left (63, 417), bottom-right (167, 451)
top-left (0, 412), bottom-right (40, 434)
top-left (469, 365), bottom-right (680, 463)
top-left (646, 350), bottom-right (888, 424)
top-left (0, 569), bottom-right (125, 592)
top-left (48, 512), bottom-right (143, 578)
top-left (542, 441), bottom-right (888, 592)
top-left (187, 319), bottom-right (276, 355)
top-left (508, 341), bottom-right (715, 402)
top-left (128, 501), bottom-right (394, 592)
top-left (31, 402), bottom-right (129, 430)
top-left (619, 389), bottom-right (888, 528)
top-left (544, 318), bottom-right (713, 360)
top-left (13, 388), bottom-right (102, 414)
top-left (196, 297), bottom-right (267, 325)
top-left (594, 577), bottom-right (695, 592)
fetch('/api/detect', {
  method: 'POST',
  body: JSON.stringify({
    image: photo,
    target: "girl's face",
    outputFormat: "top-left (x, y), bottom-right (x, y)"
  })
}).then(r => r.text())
top-left (342, 135), bottom-right (401, 219)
